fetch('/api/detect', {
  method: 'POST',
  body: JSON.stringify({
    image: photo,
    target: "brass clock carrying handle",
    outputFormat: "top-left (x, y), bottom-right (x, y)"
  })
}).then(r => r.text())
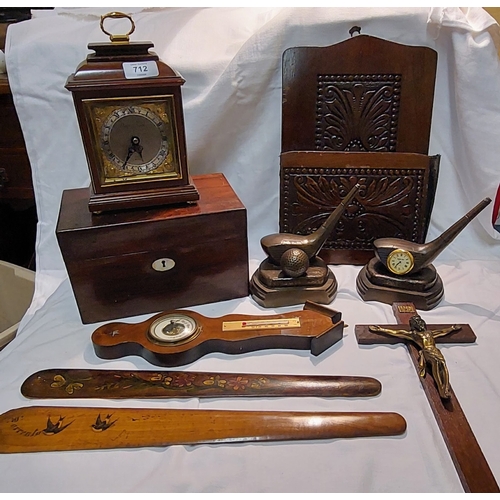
top-left (100, 12), bottom-right (135, 43)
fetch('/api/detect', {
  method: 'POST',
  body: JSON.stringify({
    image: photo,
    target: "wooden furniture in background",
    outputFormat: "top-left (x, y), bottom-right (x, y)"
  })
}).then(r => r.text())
top-left (484, 7), bottom-right (500, 24)
top-left (0, 17), bottom-right (37, 270)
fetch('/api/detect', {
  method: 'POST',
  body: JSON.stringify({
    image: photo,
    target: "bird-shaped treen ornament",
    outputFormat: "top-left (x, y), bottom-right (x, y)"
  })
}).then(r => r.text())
top-left (250, 184), bottom-right (360, 308)
top-left (356, 197), bottom-right (491, 310)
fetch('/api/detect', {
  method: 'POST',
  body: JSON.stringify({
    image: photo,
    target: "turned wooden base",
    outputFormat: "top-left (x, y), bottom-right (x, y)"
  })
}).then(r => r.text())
top-left (250, 257), bottom-right (337, 308)
top-left (356, 257), bottom-right (443, 310)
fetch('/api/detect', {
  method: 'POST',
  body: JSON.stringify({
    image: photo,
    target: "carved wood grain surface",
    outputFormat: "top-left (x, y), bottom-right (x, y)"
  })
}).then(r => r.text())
top-left (281, 35), bottom-right (437, 154)
top-left (280, 151), bottom-right (439, 264)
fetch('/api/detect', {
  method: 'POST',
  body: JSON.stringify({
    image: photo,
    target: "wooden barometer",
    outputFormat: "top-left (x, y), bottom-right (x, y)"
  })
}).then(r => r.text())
top-left (91, 301), bottom-right (345, 367)
top-left (65, 11), bottom-right (199, 213)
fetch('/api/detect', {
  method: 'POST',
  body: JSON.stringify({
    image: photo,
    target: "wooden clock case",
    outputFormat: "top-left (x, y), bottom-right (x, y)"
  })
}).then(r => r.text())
top-left (65, 41), bottom-right (199, 213)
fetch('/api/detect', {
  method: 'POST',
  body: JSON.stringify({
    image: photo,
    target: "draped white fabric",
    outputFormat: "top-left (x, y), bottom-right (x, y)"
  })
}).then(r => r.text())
top-left (1, 7), bottom-right (500, 493)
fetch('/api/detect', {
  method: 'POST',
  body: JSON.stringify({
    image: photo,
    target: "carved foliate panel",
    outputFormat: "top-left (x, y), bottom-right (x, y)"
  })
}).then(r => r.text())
top-left (281, 36), bottom-right (437, 154)
top-left (315, 74), bottom-right (401, 152)
top-left (279, 152), bottom-right (440, 264)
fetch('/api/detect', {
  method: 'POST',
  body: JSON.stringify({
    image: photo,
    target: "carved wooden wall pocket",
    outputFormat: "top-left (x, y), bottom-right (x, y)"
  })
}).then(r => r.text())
top-left (279, 33), bottom-right (439, 265)
top-left (280, 152), bottom-right (439, 265)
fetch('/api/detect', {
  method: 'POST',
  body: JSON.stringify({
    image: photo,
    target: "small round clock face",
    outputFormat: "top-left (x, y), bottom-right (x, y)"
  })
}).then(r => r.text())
top-left (387, 248), bottom-right (415, 275)
top-left (101, 105), bottom-right (169, 174)
top-left (148, 313), bottom-right (200, 345)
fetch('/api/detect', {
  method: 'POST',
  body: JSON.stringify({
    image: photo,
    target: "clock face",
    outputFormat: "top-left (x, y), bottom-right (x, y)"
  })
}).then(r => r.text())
top-left (83, 95), bottom-right (183, 187)
top-left (148, 313), bottom-right (200, 345)
top-left (386, 248), bottom-right (414, 275)
top-left (101, 105), bottom-right (169, 174)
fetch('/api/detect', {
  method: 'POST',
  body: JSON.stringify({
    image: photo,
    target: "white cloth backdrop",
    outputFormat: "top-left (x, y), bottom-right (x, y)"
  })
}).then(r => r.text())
top-left (1, 7), bottom-right (500, 493)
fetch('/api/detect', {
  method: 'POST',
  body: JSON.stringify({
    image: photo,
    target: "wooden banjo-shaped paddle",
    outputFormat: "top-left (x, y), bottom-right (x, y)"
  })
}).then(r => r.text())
top-left (91, 301), bottom-right (344, 367)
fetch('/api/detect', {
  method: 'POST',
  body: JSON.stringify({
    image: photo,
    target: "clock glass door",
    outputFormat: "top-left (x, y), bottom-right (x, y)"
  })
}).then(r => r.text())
top-left (83, 95), bottom-right (182, 189)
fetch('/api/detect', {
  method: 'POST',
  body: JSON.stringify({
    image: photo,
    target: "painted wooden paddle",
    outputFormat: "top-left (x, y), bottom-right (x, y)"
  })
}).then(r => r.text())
top-left (21, 368), bottom-right (382, 399)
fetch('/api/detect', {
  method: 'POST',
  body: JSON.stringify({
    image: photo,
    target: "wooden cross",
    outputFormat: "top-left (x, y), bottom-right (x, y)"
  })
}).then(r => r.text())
top-left (355, 302), bottom-right (499, 493)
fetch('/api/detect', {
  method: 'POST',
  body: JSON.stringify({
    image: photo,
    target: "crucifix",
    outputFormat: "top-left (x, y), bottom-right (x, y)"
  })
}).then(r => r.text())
top-left (355, 302), bottom-right (499, 493)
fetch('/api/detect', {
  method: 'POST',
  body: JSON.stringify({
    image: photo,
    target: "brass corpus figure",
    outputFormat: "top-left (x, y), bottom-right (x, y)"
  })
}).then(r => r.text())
top-left (369, 315), bottom-right (461, 399)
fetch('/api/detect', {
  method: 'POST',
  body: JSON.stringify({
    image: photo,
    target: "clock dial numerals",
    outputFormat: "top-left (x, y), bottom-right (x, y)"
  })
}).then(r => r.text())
top-left (84, 96), bottom-right (183, 187)
top-left (387, 249), bottom-right (414, 275)
top-left (101, 105), bottom-right (169, 174)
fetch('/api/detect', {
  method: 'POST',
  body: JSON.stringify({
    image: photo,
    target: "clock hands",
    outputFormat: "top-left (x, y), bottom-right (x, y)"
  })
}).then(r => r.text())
top-left (122, 136), bottom-right (144, 169)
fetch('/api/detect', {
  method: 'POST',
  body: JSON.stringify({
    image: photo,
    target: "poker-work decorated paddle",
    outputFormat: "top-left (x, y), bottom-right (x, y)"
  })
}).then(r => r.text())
top-left (0, 406), bottom-right (406, 453)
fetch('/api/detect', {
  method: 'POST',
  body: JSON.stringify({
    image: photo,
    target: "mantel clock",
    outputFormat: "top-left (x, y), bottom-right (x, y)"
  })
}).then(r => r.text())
top-left (65, 12), bottom-right (199, 213)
